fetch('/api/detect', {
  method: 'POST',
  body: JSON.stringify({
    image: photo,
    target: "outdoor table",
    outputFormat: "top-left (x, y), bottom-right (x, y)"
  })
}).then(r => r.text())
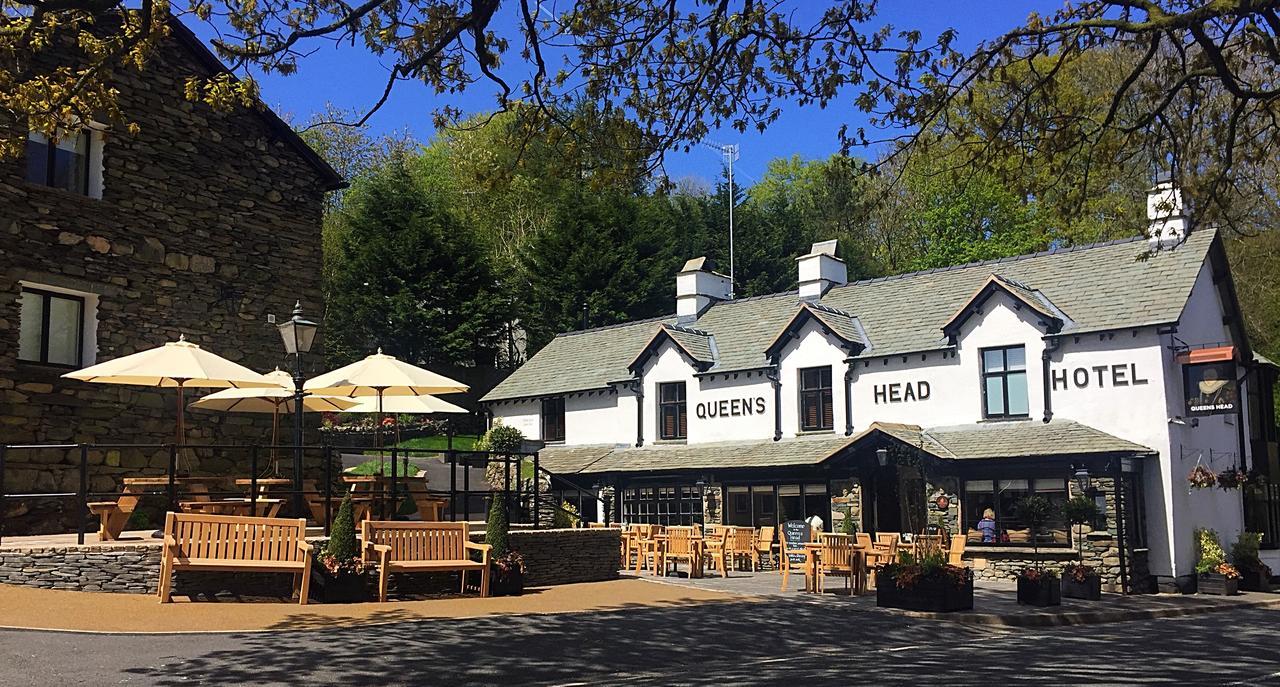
top-left (88, 476), bottom-right (228, 542)
top-left (804, 542), bottom-right (870, 595)
top-left (233, 477), bottom-right (292, 517)
top-left (177, 498), bottom-right (285, 517)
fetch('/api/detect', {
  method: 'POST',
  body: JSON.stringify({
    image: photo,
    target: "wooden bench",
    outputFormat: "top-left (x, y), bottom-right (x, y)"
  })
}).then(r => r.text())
top-left (157, 512), bottom-right (314, 605)
top-left (88, 494), bottom-right (140, 541)
top-left (361, 521), bottom-right (491, 602)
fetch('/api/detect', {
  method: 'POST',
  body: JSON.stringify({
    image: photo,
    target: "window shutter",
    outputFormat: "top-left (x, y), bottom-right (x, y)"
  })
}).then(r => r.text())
top-left (821, 389), bottom-right (833, 429)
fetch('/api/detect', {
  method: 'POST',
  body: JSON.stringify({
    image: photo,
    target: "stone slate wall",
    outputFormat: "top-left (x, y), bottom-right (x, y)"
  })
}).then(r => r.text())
top-left (0, 529), bottom-right (619, 595)
top-left (486, 528), bottom-right (621, 587)
top-left (0, 32), bottom-right (331, 534)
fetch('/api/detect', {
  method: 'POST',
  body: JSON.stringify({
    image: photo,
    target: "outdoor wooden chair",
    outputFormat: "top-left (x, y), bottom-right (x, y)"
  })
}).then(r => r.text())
top-left (659, 526), bottom-right (700, 578)
top-left (856, 532), bottom-right (873, 549)
top-left (701, 528), bottom-right (731, 578)
top-left (864, 535), bottom-right (898, 588)
top-left (156, 512), bottom-right (313, 604)
top-left (817, 533), bottom-right (860, 595)
top-left (727, 527), bottom-right (756, 571)
top-left (753, 526), bottom-right (776, 571)
top-left (627, 524), bottom-right (661, 573)
top-left (361, 520), bottom-right (492, 601)
top-left (947, 532), bottom-right (966, 567)
top-left (915, 534), bottom-right (945, 558)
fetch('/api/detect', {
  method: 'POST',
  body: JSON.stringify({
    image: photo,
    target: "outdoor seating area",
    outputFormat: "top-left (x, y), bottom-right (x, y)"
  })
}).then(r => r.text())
top-left (620, 523), bottom-right (981, 600)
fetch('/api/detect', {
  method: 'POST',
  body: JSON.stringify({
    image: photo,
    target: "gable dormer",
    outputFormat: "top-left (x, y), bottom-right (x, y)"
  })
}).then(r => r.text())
top-left (628, 323), bottom-right (716, 374)
top-left (941, 274), bottom-right (1069, 343)
top-left (765, 302), bottom-right (867, 361)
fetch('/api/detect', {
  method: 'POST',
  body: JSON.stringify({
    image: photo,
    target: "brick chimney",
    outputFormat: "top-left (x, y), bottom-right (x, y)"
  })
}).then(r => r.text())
top-left (796, 239), bottom-right (847, 299)
top-left (1147, 174), bottom-right (1188, 249)
top-left (676, 257), bottom-right (732, 321)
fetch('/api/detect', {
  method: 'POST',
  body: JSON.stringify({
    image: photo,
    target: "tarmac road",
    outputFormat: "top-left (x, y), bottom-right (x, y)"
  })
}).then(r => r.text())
top-left (2, 598), bottom-right (1278, 685)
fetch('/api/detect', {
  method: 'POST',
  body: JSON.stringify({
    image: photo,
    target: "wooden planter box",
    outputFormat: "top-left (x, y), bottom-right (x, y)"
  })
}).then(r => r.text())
top-left (1239, 569), bottom-right (1270, 592)
top-left (1061, 575), bottom-right (1102, 601)
top-left (490, 564), bottom-right (525, 597)
top-left (1198, 572), bottom-right (1239, 596)
top-left (1016, 575), bottom-right (1062, 606)
top-left (876, 575), bottom-right (974, 612)
top-left (312, 570), bottom-right (373, 603)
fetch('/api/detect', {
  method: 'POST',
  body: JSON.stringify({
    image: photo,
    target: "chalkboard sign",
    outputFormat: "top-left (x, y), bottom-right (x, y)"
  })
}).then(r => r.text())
top-left (781, 520), bottom-right (810, 565)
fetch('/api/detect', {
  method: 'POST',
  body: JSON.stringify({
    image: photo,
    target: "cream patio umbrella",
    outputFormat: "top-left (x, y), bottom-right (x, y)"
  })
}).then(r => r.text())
top-left (190, 369), bottom-right (357, 474)
top-left (338, 393), bottom-right (468, 450)
top-left (304, 349), bottom-right (469, 445)
top-left (62, 335), bottom-right (279, 449)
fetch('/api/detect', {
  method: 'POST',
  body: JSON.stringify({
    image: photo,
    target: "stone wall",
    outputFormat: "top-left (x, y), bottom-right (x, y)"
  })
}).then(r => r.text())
top-left (0, 29), bottom-right (332, 534)
top-left (491, 528), bottom-right (621, 587)
top-left (0, 529), bottom-right (619, 595)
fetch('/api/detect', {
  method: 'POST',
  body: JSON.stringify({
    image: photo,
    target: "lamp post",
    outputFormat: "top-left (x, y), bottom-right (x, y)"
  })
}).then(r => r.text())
top-left (277, 301), bottom-right (318, 517)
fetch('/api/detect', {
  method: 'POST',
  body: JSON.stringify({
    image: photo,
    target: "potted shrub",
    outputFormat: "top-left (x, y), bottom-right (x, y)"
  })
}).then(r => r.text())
top-left (1230, 531), bottom-right (1271, 592)
top-left (1014, 495), bottom-right (1062, 606)
top-left (1062, 562), bottom-right (1102, 601)
top-left (486, 493), bottom-right (526, 596)
top-left (313, 495), bottom-right (372, 603)
top-left (876, 549), bottom-right (974, 612)
top-left (1194, 527), bottom-right (1240, 596)
top-left (1061, 495), bottom-right (1102, 600)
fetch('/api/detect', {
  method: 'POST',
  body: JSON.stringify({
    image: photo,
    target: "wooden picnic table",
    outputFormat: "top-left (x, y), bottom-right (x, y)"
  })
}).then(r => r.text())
top-left (343, 474), bottom-right (445, 521)
top-left (90, 476), bottom-right (227, 541)
top-left (178, 498), bottom-right (285, 517)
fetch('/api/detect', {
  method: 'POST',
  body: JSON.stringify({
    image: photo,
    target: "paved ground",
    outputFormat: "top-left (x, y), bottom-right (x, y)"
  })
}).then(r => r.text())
top-left (1, 575), bottom-right (1279, 686)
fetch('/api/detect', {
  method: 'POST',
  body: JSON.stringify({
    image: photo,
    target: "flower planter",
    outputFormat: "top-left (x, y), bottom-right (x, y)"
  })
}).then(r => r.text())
top-left (490, 564), bottom-right (525, 597)
top-left (1061, 574), bottom-right (1102, 601)
top-left (312, 569), bottom-right (372, 603)
top-left (876, 575), bottom-right (974, 613)
top-left (1198, 572), bottom-right (1239, 596)
top-left (1016, 575), bottom-right (1062, 606)
top-left (1239, 569), bottom-right (1270, 592)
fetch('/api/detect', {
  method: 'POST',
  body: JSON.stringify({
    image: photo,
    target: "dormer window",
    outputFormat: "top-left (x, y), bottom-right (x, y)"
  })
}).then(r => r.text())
top-left (982, 345), bottom-right (1029, 418)
top-left (659, 382), bottom-right (688, 440)
top-left (799, 366), bottom-right (834, 431)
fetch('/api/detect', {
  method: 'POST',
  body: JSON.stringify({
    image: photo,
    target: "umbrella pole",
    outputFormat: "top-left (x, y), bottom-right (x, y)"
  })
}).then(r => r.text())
top-left (176, 381), bottom-right (188, 475)
top-left (271, 403), bottom-right (280, 477)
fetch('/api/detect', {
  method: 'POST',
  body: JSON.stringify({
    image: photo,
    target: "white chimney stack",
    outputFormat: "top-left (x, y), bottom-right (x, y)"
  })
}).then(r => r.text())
top-left (676, 256), bottom-right (732, 320)
top-left (1147, 175), bottom-right (1188, 249)
top-left (796, 239), bottom-right (847, 300)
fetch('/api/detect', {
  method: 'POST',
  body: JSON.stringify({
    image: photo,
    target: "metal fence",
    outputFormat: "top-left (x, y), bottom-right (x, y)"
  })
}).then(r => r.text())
top-left (0, 441), bottom-right (601, 545)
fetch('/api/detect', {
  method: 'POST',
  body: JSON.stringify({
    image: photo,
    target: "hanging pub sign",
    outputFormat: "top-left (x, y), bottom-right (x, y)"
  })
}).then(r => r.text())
top-left (1183, 359), bottom-right (1238, 417)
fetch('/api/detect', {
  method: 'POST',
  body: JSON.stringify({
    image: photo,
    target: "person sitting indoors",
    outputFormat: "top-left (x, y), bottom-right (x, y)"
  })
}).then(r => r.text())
top-left (977, 508), bottom-right (998, 543)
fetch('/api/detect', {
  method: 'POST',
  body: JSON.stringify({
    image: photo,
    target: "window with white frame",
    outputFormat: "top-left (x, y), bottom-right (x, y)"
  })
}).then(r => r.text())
top-left (25, 129), bottom-right (103, 198)
top-left (17, 285), bottom-right (97, 367)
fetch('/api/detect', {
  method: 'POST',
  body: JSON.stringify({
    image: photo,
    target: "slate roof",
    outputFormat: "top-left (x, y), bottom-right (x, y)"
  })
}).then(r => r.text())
top-left (631, 323), bottom-right (716, 370)
top-left (484, 231), bottom-right (1216, 402)
top-left (538, 420), bottom-right (1154, 474)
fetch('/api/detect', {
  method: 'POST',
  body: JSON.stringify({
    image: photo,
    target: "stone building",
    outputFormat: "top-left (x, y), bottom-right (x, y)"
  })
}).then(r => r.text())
top-left (0, 20), bottom-right (342, 531)
top-left (486, 181), bottom-right (1280, 593)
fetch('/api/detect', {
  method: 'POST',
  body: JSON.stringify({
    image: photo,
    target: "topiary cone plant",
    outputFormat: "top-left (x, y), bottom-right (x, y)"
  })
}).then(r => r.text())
top-left (486, 490), bottom-right (510, 558)
top-left (1062, 495), bottom-right (1099, 561)
top-left (1015, 495), bottom-right (1058, 571)
top-left (316, 494), bottom-right (371, 602)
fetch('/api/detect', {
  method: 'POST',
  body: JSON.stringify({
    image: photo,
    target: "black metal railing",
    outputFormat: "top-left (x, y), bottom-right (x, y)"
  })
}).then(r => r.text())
top-left (0, 441), bottom-right (547, 546)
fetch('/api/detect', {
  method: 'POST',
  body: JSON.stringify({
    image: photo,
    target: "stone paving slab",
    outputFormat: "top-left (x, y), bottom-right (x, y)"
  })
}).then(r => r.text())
top-left (630, 568), bottom-right (1280, 626)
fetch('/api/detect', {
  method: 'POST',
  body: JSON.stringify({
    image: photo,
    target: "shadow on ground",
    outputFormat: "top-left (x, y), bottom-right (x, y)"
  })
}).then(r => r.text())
top-left (103, 596), bottom-right (1280, 685)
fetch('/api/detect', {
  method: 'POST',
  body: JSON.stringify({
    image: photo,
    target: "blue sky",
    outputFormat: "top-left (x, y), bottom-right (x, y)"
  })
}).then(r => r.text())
top-left (193, 2), bottom-right (1058, 184)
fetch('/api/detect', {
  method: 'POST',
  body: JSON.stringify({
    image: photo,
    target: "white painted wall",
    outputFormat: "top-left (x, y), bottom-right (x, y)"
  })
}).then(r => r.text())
top-left (692, 372), bottom-right (774, 442)
top-left (493, 398), bottom-right (541, 440)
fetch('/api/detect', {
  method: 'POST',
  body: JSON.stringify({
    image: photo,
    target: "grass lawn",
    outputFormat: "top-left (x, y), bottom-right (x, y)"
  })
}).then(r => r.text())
top-left (360, 434), bottom-right (480, 457)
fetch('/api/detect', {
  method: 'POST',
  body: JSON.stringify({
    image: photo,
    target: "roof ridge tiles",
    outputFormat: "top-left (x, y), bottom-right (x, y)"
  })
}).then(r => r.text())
top-left (555, 314), bottom-right (673, 338)
top-left (832, 234), bottom-right (1147, 291)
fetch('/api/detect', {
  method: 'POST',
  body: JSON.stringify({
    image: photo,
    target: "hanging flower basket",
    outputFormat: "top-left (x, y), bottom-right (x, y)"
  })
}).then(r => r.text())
top-left (1217, 468), bottom-right (1247, 490)
top-left (1187, 465), bottom-right (1217, 490)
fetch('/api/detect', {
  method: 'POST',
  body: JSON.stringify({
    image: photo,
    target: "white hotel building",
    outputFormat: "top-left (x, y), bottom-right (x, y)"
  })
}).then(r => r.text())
top-left (482, 183), bottom-right (1280, 592)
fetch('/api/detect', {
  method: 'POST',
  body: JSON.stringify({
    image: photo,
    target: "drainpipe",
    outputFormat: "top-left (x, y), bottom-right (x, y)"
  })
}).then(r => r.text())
top-left (632, 378), bottom-right (644, 447)
top-left (766, 363), bottom-right (782, 441)
top-left (1042, 337), bottom-right (1062, 423)
top-left (844, 358), bottom-right (856, 436)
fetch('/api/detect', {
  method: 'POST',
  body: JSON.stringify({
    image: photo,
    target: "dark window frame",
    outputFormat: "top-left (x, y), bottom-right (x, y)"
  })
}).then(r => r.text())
top-left (961, 476), bottom-right (1071, 547)
top-left (18, 287), bottom-right (85, 368)
top-left (980, 345), bottom-right (1029, 419)
top-left (26, 130), bottom-right (93, 196)
top-left (540, 396), bottom-right (565, 443)
top-left (798, 366), bottom-right (834, 431)
top-left (658, 381), bottom-right (688, 440)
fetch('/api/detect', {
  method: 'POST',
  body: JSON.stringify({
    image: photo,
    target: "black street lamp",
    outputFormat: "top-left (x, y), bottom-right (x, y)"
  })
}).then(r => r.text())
top-left (277, 301), bottom-right (318, 516)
